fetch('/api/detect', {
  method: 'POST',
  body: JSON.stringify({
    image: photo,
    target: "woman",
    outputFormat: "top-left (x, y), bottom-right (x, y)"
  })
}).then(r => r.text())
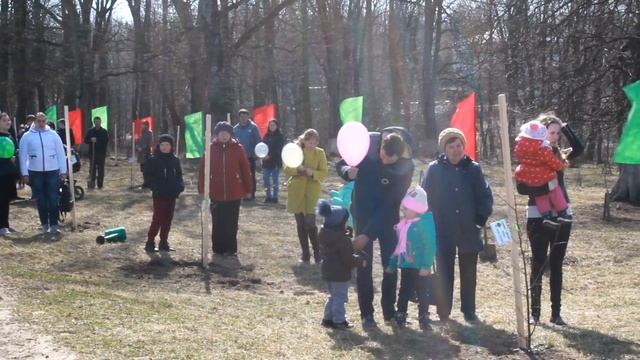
top-left (261, 119), bottom-right (284, 203)
top-left (0, 112), bottom-right (18, 234)
top-left (421, 128), bottom-right (493, 323)
top-left (284, 129), bottom-right (328, 263)
top-left (520, 113), bottom-right (583, 326)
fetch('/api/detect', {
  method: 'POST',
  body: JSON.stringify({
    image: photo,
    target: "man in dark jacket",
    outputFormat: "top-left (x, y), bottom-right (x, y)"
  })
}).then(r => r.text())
top-left (84, 117), bottom-right (109, 189)
top-left (56, 119), bottom-right (75, 147)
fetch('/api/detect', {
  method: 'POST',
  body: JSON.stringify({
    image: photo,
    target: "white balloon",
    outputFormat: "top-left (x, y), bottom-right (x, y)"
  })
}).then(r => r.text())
top-left (255, 142), bottom-right (269, 158)
top-left (281, 143), bottom-right (304, 168)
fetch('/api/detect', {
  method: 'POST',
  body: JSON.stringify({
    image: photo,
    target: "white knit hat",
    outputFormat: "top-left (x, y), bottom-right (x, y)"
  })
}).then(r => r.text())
top-left (401, 186), bottom-right (429, 214)
top-left (519, 120), bottom-right (547, 141)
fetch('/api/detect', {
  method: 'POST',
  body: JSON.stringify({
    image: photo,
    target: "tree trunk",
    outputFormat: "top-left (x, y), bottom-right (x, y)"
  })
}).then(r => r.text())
top-left (0, 0), bottom-right (10, 112)
top-left (295, 0), bottom-right (312, 133)
top-left (610, 165), bottom-right (640, 206)
top-left (421, 0), bottom-right (441, 155)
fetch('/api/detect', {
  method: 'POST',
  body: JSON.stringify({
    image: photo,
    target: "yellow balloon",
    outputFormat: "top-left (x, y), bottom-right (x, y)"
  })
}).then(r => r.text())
top-left (281, 143), bottom-right (303, 168)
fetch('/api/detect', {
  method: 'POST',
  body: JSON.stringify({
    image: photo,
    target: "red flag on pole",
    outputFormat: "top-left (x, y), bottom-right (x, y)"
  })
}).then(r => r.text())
top-left (450, 93), bottom-right (477, 160)
top-left (68, 109), bottom-right (83, 145)
top-left (134, 116), bottom-right (154, 140)
top-left (253, 104), bottom-right (276, 138)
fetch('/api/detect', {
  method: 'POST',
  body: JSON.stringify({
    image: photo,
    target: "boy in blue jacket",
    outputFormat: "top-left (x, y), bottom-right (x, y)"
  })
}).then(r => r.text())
top-left (386, 186), bottom-right (437, 331)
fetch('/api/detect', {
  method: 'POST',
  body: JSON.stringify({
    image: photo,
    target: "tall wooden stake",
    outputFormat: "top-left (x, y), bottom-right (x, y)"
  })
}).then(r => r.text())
top-left (130, 121), bottom-right (135, 189)
top-left (175, 125), bottom-right (181, 157)
top-left (63, 106), bottom-right (77, 230)
top-left (498, 94), bottom-right (527, 349)
top-left (202, 114), bottom-right (212, 267)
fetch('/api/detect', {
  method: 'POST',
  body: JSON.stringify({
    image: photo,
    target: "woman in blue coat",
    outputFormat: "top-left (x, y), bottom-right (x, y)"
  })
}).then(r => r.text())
top-left (422, 128), bottom-right (493, 322)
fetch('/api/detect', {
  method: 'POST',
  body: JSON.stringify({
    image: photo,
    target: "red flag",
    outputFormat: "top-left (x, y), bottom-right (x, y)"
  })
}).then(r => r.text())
top-left (253, 104), bottom-right (276, 138)
top-left (68, 109), bottom-right (83, 145)
top-left (134, 116), bottom-right (154, 140)
top-left (450, 93), bottom-right (477, 160)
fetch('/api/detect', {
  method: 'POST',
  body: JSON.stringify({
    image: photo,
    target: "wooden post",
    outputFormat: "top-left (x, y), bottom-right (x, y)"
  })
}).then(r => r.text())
top-left (64, 106), bottom-right (77, 230)
top-left (12, 115), bottom-right (17, 138)
top-left (497, 94), bottom-right (527, 349)
top-left (130, 121), bottom-right (135, 189)
top-left (175, 125), bottom-right (181, 157)
top-left (114, 121), bottom-right (118, 161)
top-left (227, 113), bottom-right (231, 123)
top-left (202, 114), bottom-right (212, 267)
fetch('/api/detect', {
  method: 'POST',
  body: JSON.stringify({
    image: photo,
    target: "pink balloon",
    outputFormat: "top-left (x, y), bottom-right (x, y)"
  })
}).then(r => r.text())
top-left (337, 122), bottom-right (370, 166)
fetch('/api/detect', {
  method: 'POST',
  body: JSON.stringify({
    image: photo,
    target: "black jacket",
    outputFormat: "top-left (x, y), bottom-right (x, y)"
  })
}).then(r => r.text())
top-left (261, 130), bottom-right (284, 169)
top-left (84, 127), bottom-right (109, 156)
top-left (143, 151), bottom-right (184, 199)
top-left (57, 128), bottom-right (75, 146)
top-left (0, 132), bottom-right (18, 177)
top-left (320, 227), bottom-right (361, 282)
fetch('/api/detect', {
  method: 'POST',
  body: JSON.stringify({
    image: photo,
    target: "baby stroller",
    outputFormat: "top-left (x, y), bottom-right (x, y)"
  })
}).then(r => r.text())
top-left (65, 145), bottom-right (84, 201)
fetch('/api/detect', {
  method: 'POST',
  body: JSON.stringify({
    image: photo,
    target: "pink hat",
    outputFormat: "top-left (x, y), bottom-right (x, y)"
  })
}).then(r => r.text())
top-left (401, 186), bottom-right (429, 214)
top-left (519, 120), bottom-right (547, 141)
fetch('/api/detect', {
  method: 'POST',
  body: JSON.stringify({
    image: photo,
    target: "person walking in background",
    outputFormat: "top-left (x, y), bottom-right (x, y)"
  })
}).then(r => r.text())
top-left (233, 109), bottom-right (261, 201)
top-left (84, 116), bottom-right (109, 189)
top-left (422, 128), bottom-right (493, 323)
top-left (284, 129), bottom-right (328, 264)
top-left (0, 112), bottom-right (19, 234)
top-left (137, 120), bottom-right (153, 174)
top-left (261, 119), bottom-right (284, 203)
top-left (18, 112), bottom-right (68, 234)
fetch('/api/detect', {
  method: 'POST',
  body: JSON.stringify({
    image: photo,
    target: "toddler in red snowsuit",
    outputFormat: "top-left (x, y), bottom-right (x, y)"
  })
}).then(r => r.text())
top-left (514, 120), bottom-right (572, 227)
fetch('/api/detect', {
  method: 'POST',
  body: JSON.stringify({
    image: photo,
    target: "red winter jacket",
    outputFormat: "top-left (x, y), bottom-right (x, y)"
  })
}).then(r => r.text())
top-left (198, 139), bottom-right (253, 201)
top-left (514, 136), bottom-right (564, 186)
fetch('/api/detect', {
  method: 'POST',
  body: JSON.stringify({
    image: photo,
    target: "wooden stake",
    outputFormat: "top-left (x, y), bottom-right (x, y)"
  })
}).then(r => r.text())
top-left (175, 125), bottom-right (181, 157)
top-left (497, 94), bottom-right (527, 349)
top-left (63, 106), bottom-right (77, 230)
top-left (130, 121), bottom-right (135, 189)
top-left (114, 121), bottom-right (118, 160)
top-left (202, 114), bottom-right (212, 267)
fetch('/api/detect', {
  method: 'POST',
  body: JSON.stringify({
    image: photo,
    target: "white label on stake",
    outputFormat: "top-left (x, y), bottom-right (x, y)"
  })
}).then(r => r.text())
top-left (490, 219), bottom-right (513, 245)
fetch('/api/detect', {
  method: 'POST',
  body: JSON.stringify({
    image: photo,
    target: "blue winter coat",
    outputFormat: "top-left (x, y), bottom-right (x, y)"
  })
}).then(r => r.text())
top-left (388, 212), bottom-right (437, 271)
top-left (421, 154), bottom-right (493, 254)
top-left (233, 121), bottom-right (261, 159)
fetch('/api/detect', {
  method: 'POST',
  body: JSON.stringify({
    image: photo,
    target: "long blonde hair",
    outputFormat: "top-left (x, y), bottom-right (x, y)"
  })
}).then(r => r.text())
top-left (296, 128), bottom-right (319, 149)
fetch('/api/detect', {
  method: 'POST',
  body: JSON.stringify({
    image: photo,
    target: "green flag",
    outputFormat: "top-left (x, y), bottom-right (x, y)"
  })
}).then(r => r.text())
top-left (185, 112), bottom-right (204, 159)
top-left (91, 106), bottom-right (109, 130)
top-left (45, 105), bottom-right (57, 126)
top-left (339, 96), bottom-right (364, 124)
top-left (614, 80), bottom-right (640, 164)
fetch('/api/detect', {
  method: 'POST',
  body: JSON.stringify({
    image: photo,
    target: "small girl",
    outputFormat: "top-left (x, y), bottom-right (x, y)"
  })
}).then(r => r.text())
top-left (143, 134), bottom-right (184, 252)
top-left (386, 186), bottom-right (436, 331)
top-left (317, 199), bottom-right (365, 330)
top-left (261, 119), bottom-right (284, 203)
top-left (514, 120), bottom-right (572, 227)
top-left (284, 129), bottom-right (328, 263)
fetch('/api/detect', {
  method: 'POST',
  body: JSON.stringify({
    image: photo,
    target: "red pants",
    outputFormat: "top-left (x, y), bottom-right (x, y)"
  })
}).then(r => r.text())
top-left (148, 197), bottom-right (176, 242)
top-left (534, 186), bottom-right (567, 214)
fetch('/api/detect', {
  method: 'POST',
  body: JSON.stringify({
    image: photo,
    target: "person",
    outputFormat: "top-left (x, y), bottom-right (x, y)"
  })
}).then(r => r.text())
top-left (0, 113), bottom-right (19, 234)
top-left (317, 199), bottom-right (366, 330)
top-left (47, 121), bottom-right (56, 130)
top-left (137, 120), bottom-right (153, 173)
top-left (84, 117), bottom-right (109, 189)
top-left (143, 134), bottom-right (184, 252)
top-left (261, 119), bottom-right (284, 203)
top-left (18, 114), bottom-right (35, 141)
top-left (519, 114), bottom-right (583, 326)
top-left (56, 119), bottom-right (76, 147)
top-left (421, 128), bottom-right (493, 323)
top-left (337, 130), bottom-right (414, 328)
top-left (18, 112), bottom-right (68, 234)
top-left (233, 109), bottom-right (261, 200)
top-left (198, 121), bottom-right (253, 257)
top-left (386, 186), bottom-right (437, 331)
top-left (514, 120), bottom-right (571, 228)
top-left (284, 129), bottom-right (328, 263)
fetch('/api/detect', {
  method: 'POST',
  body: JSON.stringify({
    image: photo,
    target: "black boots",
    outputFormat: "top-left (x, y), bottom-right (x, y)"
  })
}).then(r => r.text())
top-left (296, 223), bottom-right (320, 263)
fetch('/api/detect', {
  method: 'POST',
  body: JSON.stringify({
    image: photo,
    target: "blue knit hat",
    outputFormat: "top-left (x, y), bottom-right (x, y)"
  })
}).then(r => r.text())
top-left (316, 199), bottom-right (348, 227)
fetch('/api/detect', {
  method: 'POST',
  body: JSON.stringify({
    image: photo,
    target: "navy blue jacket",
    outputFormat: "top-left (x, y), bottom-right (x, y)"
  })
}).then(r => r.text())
top-left (143, 150), bottom-right (184, 199)
top-left (422, 154), bottom-right (493, 254)
top-left (261, 130), bottom-right (284, 169)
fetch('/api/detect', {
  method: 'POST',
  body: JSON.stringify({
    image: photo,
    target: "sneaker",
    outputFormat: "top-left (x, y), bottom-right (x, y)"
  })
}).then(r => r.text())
top-left (557, 210), bottom-right (573, 224)
top-left (464, 313), bottom-right (480, 323)
top-left (321, 319), bottom-right (334, 328)
top-left (550, 316), bottom-right (567, 326)
top-left (419, 315), bottom-right (432, 331)
top-left (7, 227), bottom-right (18, 233)
top-left (158, 241), bottom-right (174, 252)
top-left (144, 241), bottom-right (158, 253)
top-left (361, 315), bottom-right (378, 329)
top-left (529, 315), bottom-right (540, 325)
top-left (42, 225), bottom-right (50, 234)
top-left (0, 228), bottom-right (9, 235)
top-left (394, 312), bottom-right (407, 328)
top-left (333, 321), bottom-right (353, 330)
top-left (49, 225), bottom-right (62, 234)
top-left (542, 217), bottom-right (560, 229)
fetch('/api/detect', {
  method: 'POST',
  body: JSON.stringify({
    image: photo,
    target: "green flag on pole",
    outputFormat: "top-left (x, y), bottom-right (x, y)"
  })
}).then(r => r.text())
top-left (339, 96), bottom-right (364, 124)
top-left (613, 80), bottom-right (640, 164)
top-left (45, 105), bottom-right (57, 126)
top-left (91, 106), bottom-right (109, 130)
top-left (184, 112), bottom-right (204, 158)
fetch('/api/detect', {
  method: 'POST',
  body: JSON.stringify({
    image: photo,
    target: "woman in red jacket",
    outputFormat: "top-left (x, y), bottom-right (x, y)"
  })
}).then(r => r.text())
top-left (199, 121), bottom-right (253, 256)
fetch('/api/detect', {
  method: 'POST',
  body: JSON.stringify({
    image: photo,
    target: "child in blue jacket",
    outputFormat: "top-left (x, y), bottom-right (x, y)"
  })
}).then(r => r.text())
top-left (386, 185), bottom-right (437, 331)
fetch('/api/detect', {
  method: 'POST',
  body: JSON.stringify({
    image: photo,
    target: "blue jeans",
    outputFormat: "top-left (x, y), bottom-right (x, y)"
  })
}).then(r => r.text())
top-left (262, 167), bottom-right (280, 199)
top-left (324, 281), bottom-right (349, 323)
top-left (29, 170), bottom-right (60, 227)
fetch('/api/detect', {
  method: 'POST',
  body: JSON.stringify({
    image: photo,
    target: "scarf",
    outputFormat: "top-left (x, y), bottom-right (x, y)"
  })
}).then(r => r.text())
top-left (393, 217), bottom-right (420, 262)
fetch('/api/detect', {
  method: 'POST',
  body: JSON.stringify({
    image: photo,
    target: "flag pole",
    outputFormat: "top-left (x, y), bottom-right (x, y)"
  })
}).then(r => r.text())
top-left (497, 94), bottom-right (527, 349)
top-left (64, 106), bottom-right (77, 230)
top-left (202, 114), bottom-right (212, 267)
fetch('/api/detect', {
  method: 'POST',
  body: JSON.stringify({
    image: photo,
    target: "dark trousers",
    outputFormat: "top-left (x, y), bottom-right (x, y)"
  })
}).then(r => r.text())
top-left (436, 248), bottom-right (478, 318)
top-left (527, 218), bottom-right (571, 318)
top-left (248, 157), bottom-right (256, 199)
top-left (210, 200), bottom-right (241, 255)
top-left (29, 170), bottom-right (60, 227)
top-left (397, 268), bottom-right (431, 318)
top-left (294, 213), bottom-right (319, 261)
top-left (0, 174), bottom-right (16, 228)
top-left (147, 197), bottom-right (176, 242)
top-left (89, 153), bottom-right (106, 188)
top-left (356, 227), bottom-right (398, 320)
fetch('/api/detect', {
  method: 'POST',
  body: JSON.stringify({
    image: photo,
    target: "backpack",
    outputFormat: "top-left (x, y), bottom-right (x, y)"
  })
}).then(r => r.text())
top-left (59, 181), bottom-right (74, 220)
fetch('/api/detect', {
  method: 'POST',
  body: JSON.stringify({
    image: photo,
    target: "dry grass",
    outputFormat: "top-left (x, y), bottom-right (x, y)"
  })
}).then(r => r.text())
top-left (1, 159), bottom-right (639, 359)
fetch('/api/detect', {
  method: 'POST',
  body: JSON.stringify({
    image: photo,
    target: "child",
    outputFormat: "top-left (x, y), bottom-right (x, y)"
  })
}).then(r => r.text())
top-left (514, 120), bottom-right (572, 227)
top-left (261, 119), bottom-right (284, 203)
top-left (143, 134), bottom-right (184, 252)
top-left (0, 112), bottom-right (18, 235)
top-left (284, 129), bottom-right (328, 263)
top-left (317, 199), bottom-right (365, 329)
top-left (386, 186), bottom-right (436, 331)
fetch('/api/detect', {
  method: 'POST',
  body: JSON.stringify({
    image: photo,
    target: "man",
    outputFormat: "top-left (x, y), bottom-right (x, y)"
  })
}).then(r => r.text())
top-left (84, 116), bottom-right (109, 189)
top-left (233, 108), bottom-right (261, 200)
top-left (336, 129), bottom-right (414, 328)
top-left (136, 120), bottom-right (153, 173)
top-left (18, 112), bottom-right (68, 234)
top-left (56, 119), bottom-right (76, 147)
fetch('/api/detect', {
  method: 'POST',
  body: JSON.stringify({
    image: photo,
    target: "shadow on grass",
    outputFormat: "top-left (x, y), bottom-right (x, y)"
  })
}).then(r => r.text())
top-left (8, 232), bottom-right (63, 244)
top-left (543, 323), bottom-right (640, 359)
top-left (291, 263), bottom-right (325, 292)
top-left (444, 319), bottom-right (519, 356)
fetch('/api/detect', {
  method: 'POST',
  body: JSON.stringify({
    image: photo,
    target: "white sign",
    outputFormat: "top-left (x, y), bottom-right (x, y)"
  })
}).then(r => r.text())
top-left (490, 219), bottom-right (513, 245)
